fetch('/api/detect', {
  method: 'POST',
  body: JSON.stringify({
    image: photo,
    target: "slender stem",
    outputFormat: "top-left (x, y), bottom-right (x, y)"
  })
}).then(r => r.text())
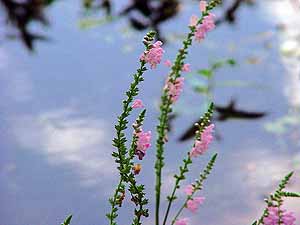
top-left (109, 179), bottom-right (123, 225)
top-left (171, 199), bottom-right (188, 225)
top-left (162, 184), bottom-right (178, 225)
top-left (154, 2), bottom-right (222, 222)
top-left (255, 172), bottom-right (294, 225)
top-left (155, 22), bottom-right (199, 225)
top-left (162, 104), bottom-right (214, 225)
top-left (162, 155), bottom-right (191, 225)
top-left (108, 30), bottom-right (156, 225)
top-left (170, 153), bottom-right (218, 225)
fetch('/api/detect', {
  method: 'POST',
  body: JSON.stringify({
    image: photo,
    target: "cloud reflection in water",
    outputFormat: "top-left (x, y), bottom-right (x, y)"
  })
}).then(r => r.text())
top-left (12, 108), bottom-right (116, 188)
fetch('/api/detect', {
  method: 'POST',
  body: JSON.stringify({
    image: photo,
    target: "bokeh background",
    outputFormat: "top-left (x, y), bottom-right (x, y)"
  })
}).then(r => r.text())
top-left (0, 0), bottom-right (300, 225)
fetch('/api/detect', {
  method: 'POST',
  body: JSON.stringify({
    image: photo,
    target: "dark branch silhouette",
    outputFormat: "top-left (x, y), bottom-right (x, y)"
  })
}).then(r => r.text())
top-left (0, 0), bottom-right (255, 50)
top-left (178, 99), bottom-right (267, 141)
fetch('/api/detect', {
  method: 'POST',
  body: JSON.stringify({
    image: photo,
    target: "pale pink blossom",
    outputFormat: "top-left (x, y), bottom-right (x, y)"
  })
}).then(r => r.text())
top-left (182, 63), bottom-right (191, 72)
top-left (175, 218), bottom-right (189, 225)
top-left (189, 15), bottom-right (198, 27)
top-left (140, 41), bottom-right (165, 69)
top-left (184, 184), bottom-right (194, 195)
top-left (186, 197), bottom-right (205, 213)
top-left (199, 1), bottom-right (207, 12)
top-left (132, 99), bottom-right (144, 108)
top-left (282, 211), bottom-right (297, 225)
top-left (166, 77), bottom-right (185, 103)
top-left (263, 206), bottom-right (296, 225)
top-left (190, 124), bottom-right (214, 157)
top-left (195, 13), bottom-right (216, 42)
top-left (202, 13), bottom-right (216, 32)
top-left (135, 130), bottom-right (151, 160)
top-left (263, 207), bottom-right (279, 225)
top-left (195, 28), bottom-right (206, 42)
top-left (164, 59), bottom-right (172, 67)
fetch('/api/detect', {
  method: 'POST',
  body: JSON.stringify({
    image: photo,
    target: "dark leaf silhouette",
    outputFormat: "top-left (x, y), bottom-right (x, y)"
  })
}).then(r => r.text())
top-left (179, 99), bottom-right (267, 141)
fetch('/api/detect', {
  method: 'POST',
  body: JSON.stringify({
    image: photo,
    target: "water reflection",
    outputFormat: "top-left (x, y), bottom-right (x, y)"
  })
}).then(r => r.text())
top-left (12, 108), bottom-right (115, 188)
top-left (0, 0), bottom-right (52, 50)
top-left (179, 100), bottom-right (267, 141)
top-left (0, 0), bottom-right (300, 225)
top-left (0, 0), bottom-right (256, 50)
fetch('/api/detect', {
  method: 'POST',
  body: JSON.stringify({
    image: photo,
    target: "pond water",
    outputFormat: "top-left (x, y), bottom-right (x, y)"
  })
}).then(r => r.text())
top-left (0, 1), bottom-right (300, 225)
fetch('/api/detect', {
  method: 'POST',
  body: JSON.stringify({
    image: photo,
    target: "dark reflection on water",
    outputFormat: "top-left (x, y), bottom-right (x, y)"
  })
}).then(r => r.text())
top-left (0, 0), bottom-right (52, 50)
top-left (178, 99), bottom-right (267, 141)
top-left (0, 0), bottom-right (255, 50)
top-left (0, 0), bottom-right (300, 225)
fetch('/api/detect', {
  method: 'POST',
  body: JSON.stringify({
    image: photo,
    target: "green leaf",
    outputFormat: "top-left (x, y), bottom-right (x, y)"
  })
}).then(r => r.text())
top-left (194, 85), bottom-right (209, 94)
top-left (61, 215), bottom-right (72, 225)
top-left (197, 69), bottom-right (213, 78)
top-left (279, 191), bottom-right (300, 198)
top-left (226, 59), bottom-right (237, 66)
top-left (211, 61), bottom-right (224, 70)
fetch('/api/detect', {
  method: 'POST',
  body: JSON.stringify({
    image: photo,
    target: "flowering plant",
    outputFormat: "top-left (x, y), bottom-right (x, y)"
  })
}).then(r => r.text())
top-left (60, 1), bottom-right (299, 225)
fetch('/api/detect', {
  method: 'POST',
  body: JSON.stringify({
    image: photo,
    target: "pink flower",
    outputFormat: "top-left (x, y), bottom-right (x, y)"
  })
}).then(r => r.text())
top-left (199, 1), bottom-right (207, 12)
top-left (166, 77), bottom-right (185, 103)
top-left (202, 13), bottom-right (216, 32)
top-left (164, 59), bottom-right (172, 67)
top-left (135, 130), bottom-right (151, 160)
top-left (175, 218), bottom-right (189, 225)
top-left (195, 27), bottom-right (206, 42)
top-left (132, 99), bottom-right (144, 108)
top-left (263, 207), bottom-right (279, 225)
top-left (186, 197), bottom-right (205, 213)
top-left (263, 206), bottom-right (296, 225)
top-left (189, 15), bottom-right (198, 27)
top-left (184, 184), bottom-right (194, 195)
top-left (190, 124), bottom-right (214, 158)
top-left (140, 41), bottom-right (165, 69)
top-left (282, 211), bottom-right (296, 225)
top-left (182, 63), bottom-right (191, 72)
top-left (195, 13), bottom-right (216, 42)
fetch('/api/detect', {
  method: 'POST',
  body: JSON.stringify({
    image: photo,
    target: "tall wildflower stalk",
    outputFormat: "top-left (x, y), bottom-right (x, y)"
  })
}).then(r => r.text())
top-left (58, 2), bottom-right (299, 225)
top-left (251, 172), bottom-right (300, 225)
top-left (154, 1), bottom-right (221, 225)
top-left (107, 31), bottom-right (160, 225)
top-left (171, 153), bottom-right (218, 225)
top-left (162, 104), bottom-right (214, 225)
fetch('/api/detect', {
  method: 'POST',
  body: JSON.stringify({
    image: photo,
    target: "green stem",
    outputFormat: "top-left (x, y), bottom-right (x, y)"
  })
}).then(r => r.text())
top-left (162, 155), bottom-right (192, 225)
top-left (171, 153), bottom-right (218, 225)
top-left (108, 31), bottom-right (157, 225)
top-left (255, 172), bottom-right (294, 225)
top-left (162, 104), bottom-right (214, 225)
top-left (154, 20), bottom-right (199, 225)
top-left (108, 179), bottom-right (124, 225)
top-left (154, 1), bottom-right (222, 222)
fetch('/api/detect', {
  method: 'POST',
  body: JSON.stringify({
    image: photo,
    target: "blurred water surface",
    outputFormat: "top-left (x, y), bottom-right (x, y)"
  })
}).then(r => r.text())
top-left (0, 1), bottom-right (300, 225)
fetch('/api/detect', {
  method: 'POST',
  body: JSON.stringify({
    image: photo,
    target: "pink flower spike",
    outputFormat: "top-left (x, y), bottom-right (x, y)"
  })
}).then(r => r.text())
top-left (194, 13), bottom-right (216, 42)
top-left (141, 40), bottom-right (165, 69)
top-left (186, 196), bottom-right (205, 213)
top-left (153, 40), bottom-right (163, 48)
top-left (189, 15), bottom-right (198, 27)
top-left (164, 59), bottom-right (172, 67)
top-left (182, 63), bottom-right (191, 72)
top-left (199, 1), bottom-right (207, 12)
top-left (263, 206), bottom-right (296, 225)
top-left (132, 99), bottom-right (144, 108)
top-left (166, 77), bottom-right (185, 103)
top-left (135, 130), bottom-right (152, 160)
top-left (175, 218), bottom-right (189, 225)
top-left (190, 124), bottom-right (215, 158)
top-left (184, 184), bottom-right (194, 195)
